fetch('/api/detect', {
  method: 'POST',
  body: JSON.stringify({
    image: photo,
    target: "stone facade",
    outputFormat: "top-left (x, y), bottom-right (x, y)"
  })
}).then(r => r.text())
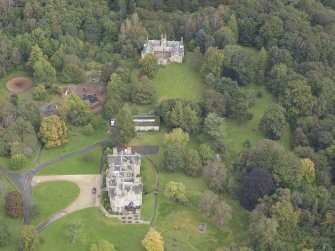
top-left (106, 147), bottom-right (143, 213)
top-left (141, 34), bottom-right (184, 65)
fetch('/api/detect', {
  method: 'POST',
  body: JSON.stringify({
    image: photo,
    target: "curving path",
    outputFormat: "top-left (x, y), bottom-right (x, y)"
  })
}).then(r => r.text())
top-left (0, 140), bottom-right (108, 224)
top-left (32, 174), bottom-right (102, 232)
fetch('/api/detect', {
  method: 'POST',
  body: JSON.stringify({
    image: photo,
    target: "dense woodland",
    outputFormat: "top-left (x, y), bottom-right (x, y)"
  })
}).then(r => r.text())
top-left (0, 0), bottom-right (335, 250)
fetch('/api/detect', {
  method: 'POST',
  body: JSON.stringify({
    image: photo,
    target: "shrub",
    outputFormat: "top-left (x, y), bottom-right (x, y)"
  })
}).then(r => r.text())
top-left (82, 123), bottom-right (94, 136)
top-left (245, 111), bottom-right (254, 121)
top-left (0, 220), bottom-right (10, 247)
top-left (5, 191), bottom-right (24, 218)
top-left (32, 84), bottom-right (47, 100)
top-left (51, 84), bottom-right (63, 96)
top-left (164, 181), bottom-right (187, 204)
top-left (9, 154), bottom-right (27, 170)
top-left (30, 204), bottom-right (40, 219)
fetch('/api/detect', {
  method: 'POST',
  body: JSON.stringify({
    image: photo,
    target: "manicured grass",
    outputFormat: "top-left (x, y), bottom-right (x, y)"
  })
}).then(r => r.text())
top-left (0, 175), bottom-right (22, 251)
top-left (141, 193), bottom-right (155, 222)
top-left (141, 158), bottom-right (157, 222)
top-left (141, 157), bottom-right (157, 194)
top-left (39, 207), bottom-right (148, 251)
top-left (131, 53), bottom-right (204, 114)
top-left (226, 84), bottom-right (291, 152)
top-left (154, 53), bottom-right (203, 102)
top-left (38, 148), bottom-right (101, 175)
top-left (32, 181), bottom-right (80, 226)
top-left (40, 124), bottom-right (108, 162)
top-left (0, 70), bottom-right (29, 98)
top-left (154, 172), bottom-right (248, 250)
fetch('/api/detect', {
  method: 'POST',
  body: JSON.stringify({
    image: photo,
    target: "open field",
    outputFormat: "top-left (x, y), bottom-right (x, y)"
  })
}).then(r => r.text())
top-left (153, 53), bottom-right (203, 102)
top-left (226, 84), bottom-right (291, 153)
top-left (32, 181), bottom-right (80, 226)
top-left (154, 172), bottom-right (248, 250)
top-left (131, 52), bottom-right (204, 114)
top-left (0, 175), bottom-right (22, 251)
top-left (38, 148), bottom-right (101, 175)
top-left (39, 207), bottom-right (148, 251)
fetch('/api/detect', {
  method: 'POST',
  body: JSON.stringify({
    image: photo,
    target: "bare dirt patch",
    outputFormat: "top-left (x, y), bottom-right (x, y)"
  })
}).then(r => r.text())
top-left (64, 83), bottom-right (107, 112)
top-left (5, 77), bottom-right (33, 93)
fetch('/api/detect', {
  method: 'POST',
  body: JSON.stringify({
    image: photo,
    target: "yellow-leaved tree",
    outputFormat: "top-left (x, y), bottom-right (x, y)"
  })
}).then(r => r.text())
top-left (141, 228), bottom-right (164, 251)
top-left (300, 158), bottom-right (316, 187)
top-left (39, 115), bottom-right (69, 148)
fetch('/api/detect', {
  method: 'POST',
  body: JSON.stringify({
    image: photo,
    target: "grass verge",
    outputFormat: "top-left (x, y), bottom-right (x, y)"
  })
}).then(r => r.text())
top-left (32, 181), bottom-right (80, 226)
top-left (40, 124), bottom-right (108, 163)
top-left (38, 148), bottom-right (101, 175)
top-left (0, 175), bottom-right (22, 251)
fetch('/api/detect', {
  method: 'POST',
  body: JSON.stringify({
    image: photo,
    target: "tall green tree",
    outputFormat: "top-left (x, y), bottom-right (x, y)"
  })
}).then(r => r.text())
top-left (185, 149), bottom-right (202, 176)
top-left (132, 76), bottom-right (156, 104)
top-left (163, 144), bottom-right (185, 172)
top-left (204, 113), bottom-right (226, 151)
top-left (163, 128), bottom-right (189, 149)
top-left (107, 73), bottom-right (129, 101)
top-left (118, 13), bottom-right (148, 57)
top-left (33, 59), bottom-right (57, 87)
top-left (115, 106), bottom-right (135, 144)
top-left (63, 93), bottom-right (91, 126)
top-left (259, 104), bottom-right (286, 140)
top-left (282, 79), bottom-right (315, 121)
top-left (200, 47), bottom-right (224, 78)
top-left (166, 100), bottom-right (200, 133)
top-left (272, 151), bottom-right (302, 189)
top-left (140, 53), bottom-right (158, 78)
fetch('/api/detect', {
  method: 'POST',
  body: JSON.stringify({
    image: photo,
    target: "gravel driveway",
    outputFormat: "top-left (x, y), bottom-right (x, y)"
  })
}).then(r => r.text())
top-left (32, 175), bottom-right (102, 215)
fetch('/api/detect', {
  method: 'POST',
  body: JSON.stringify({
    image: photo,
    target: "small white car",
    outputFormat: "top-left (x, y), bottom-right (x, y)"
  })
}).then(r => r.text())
top-left (110, 119), bottom-right (115, 126)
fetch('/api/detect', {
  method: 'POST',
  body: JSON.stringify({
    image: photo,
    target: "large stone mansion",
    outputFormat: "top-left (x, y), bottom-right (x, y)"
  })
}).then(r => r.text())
top-left (106, 147), bottom-right (143, 213)
top-left (141, 34), bottom-right (184, 65)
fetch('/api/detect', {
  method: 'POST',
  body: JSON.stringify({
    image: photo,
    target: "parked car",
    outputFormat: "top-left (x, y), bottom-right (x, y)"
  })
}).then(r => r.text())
top-left (92, 187), bottom-right (96, 195)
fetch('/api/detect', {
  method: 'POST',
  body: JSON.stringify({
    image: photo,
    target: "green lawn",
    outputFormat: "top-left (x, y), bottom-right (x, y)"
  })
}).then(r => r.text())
top-left (141, 193), bottom-right (155, 222)
top-left (32, 181), bottom-right (80, 226)
top-left (226, 84), bottom-right (291, 153)
top-left (131, 52), bottom-right (204, 114)
top-left (154, 53), bottom-right (203, 102)
top-left (40, 124), bottom-right (108, 162)
top-left (38, 148), bottom-right (101, 175)
top-left (39, 207), bottom-right (148, 251)
top-left (0, 175), bottom-right (23, 251)
top-left (0, 70), bottom-right (29, 98)
top-left (154, 172), bottom-right (248, 250)
top-left (141, 157), bottom-right (157, 194)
